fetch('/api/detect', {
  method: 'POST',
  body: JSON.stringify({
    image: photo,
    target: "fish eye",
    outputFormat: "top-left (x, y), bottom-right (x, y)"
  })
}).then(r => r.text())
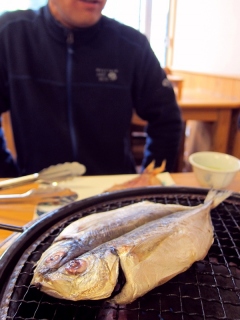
top-left (65, 259), bottom-right (87, 275)
top-left (45, 251), bottom-right (66, 265)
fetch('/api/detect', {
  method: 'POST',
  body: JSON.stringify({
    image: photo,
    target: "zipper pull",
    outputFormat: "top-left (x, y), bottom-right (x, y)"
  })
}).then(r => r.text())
top-left (67, 32), bottom-right (74, 45)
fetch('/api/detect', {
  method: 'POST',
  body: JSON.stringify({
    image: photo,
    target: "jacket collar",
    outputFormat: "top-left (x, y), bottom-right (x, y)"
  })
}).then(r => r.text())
top-left (42, 4), bottom-right (104, 44)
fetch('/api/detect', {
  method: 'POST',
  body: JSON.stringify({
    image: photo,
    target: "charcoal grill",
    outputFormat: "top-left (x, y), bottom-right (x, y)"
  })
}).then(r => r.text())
top-left (0, 186), bottom-right (240, 320)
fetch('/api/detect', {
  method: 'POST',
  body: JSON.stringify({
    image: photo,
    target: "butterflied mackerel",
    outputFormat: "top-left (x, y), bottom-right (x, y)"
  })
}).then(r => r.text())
top-left (32, 190), bottom-right (232, 303)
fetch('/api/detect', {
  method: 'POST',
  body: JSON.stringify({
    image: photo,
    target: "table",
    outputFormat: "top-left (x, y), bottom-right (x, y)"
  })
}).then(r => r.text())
top-left (0, 171), bottom-right (239, 256)
top-left (132, 91), bottom-right (240, 170)
top-left (180, 92), bottom-right (240, 156)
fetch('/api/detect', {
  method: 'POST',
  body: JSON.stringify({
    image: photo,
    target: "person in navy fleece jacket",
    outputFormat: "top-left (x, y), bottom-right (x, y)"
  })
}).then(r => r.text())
top-left (0, 0), bottom-right (183, 177)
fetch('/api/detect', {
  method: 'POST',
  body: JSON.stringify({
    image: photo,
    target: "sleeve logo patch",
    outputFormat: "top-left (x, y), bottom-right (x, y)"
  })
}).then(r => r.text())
top-left (162, 78), bottom-right (172, 88)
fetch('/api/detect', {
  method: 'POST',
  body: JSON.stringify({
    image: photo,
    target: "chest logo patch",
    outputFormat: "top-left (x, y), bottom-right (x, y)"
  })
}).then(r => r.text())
top-left (96, 68), bottom-right (118, 82)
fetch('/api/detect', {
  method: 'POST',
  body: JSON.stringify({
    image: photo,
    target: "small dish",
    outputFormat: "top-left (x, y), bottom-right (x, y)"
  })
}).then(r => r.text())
top-left (189, 151), bottom-right (240, 189)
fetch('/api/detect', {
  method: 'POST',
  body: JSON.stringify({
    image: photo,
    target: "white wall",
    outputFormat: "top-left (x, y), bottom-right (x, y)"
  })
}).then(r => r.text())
top-left (172, 0), bottom-right (240, 76)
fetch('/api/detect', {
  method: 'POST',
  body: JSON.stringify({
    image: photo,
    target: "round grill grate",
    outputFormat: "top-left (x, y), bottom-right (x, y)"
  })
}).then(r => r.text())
top-left (0, 187), bottom-right (239, 320)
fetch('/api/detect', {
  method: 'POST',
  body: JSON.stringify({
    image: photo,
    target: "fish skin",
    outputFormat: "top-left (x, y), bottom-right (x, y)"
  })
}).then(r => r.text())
top-left (111, 190), bottom-right (232, 304)
top-left (32, 200), bottom-right (197, 275)
top-left (32, 190), bottom-right (231, 303)
top-left (112, 207), bottom-right (213, 304)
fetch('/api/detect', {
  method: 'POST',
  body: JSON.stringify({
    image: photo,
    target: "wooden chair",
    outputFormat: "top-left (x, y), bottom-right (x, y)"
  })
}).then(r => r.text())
top-left (130, 112), bottom-right (185, 172)
top-left (1, 112), bottom-right (17, 159)
top-left (164, 67), bottom-right (184, 100)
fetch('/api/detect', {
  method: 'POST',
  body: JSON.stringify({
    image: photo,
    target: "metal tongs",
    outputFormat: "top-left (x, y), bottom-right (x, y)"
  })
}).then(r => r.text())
top-left (0, 162), bottom-right (86, 190)
top-left (0, 186), bottom-right (78, 204)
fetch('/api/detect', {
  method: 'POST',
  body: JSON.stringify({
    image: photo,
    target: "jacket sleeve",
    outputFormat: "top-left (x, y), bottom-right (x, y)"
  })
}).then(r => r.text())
top-left (0, 19), bottom-right (19, 177)
top-left (0, 119), bottom-right (19, 177)
top-left (132, 36), bottom-right (183, 172)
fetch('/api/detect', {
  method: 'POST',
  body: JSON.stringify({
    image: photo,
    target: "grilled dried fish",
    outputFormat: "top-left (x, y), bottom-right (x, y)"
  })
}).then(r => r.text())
top-left (32, 190), bottom-right (231, 303)
top-left (32, 200), bottom-right (197, 275)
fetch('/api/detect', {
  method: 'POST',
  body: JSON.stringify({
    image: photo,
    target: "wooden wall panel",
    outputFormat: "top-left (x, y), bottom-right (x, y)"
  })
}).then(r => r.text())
top-left (172, 70), bottom-right (240, 99)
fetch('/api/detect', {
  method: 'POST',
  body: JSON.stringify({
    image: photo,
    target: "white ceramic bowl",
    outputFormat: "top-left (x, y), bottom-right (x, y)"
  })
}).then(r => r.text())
top-left (188, 151), bottom-right (240, 189)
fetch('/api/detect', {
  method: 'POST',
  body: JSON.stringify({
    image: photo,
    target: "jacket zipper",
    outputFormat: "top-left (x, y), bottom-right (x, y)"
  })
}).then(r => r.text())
top-left (66, 32), bottom-right (78, 161)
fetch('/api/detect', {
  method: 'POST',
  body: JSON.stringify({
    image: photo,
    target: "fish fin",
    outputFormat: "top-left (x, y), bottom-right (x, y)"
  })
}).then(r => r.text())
top-left (204, 189), bottom-right (232, 209)
top-left (122, 233), bottom-right (170, 263)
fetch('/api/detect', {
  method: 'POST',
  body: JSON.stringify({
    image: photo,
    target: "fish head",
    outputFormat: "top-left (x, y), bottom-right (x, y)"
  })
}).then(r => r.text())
top-left (33, 239), bottom-right (81, 275)
top-left (33, 246), bottom-right (119, 301)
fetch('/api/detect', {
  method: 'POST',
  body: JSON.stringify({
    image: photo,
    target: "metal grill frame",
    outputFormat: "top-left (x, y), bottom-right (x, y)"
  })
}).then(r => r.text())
top-left (0, 186), bottom-right (240, 320)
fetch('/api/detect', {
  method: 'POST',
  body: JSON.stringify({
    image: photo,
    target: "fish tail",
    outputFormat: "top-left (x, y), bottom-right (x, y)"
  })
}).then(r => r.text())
top-left (204, 189), bottom-right (232, 208)
top-left (152, 159), bottom-right (166, 175)
top-left (143, 159), bottom-right (166, 175)
top-left (143, 161), bottom-right (155, 173)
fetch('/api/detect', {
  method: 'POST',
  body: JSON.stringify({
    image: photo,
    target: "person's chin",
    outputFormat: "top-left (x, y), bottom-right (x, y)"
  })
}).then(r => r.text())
top-left (74, 13), bottom-right (102, 28)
